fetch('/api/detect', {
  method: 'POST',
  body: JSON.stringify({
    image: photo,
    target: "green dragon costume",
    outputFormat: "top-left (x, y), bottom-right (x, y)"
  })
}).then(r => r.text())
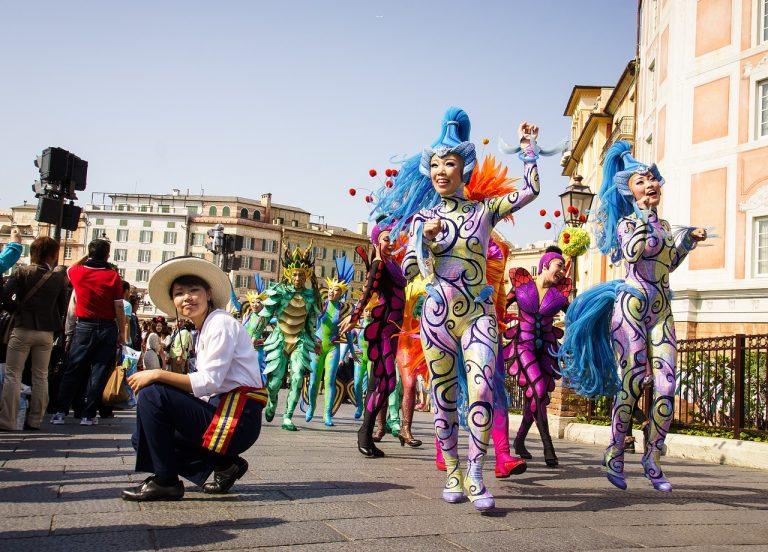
top-left (254, 245), bottom-right (321, 431)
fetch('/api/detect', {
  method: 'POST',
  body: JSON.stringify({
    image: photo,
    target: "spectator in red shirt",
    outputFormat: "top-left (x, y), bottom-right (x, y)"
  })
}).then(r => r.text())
top-left (50, 239), bottom-right (127, 426)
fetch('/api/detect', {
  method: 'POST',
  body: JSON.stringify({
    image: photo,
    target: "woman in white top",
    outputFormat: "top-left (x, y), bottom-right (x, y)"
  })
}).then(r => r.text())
top-left (122, 257), bottom-right (266, 502)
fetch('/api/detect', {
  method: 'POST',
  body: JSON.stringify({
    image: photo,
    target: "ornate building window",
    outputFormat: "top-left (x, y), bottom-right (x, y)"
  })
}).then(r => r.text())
top-left (208, 206), bottom-right (217, 216)
top-left (758, 79), bottom-right (768, 138)
top-left (756, 216), bottom-right (768, 276)
top-left (222, 206), bottom-right (231, 217)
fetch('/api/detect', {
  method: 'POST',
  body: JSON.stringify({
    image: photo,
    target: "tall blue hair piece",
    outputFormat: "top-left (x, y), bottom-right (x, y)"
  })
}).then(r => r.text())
top-left (597, 140), bottom-right (665, 263)
top-left (229, 281), bottom-right (242, 312)
top-left (253, 273), bottom-right (265, 294)
top-left (334, 255), bottom-right (355, 285)
top-left (334, 254), bottom-right (355, 299)
top-left (557, 280), bottom-right (642, 398)
top-left (371, 107), bottom-right (473, 239)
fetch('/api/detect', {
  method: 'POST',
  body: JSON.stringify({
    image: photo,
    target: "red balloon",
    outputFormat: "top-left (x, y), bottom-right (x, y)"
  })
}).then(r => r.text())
top-left (539, 209), bottom-right (547, 217)
top-left (579, 214), bottom-right (587, 223)
top-left (385, 169), bottom-right (393, 177)
top-left (564, 237), bottom-right (571, 244)
top-left (563, 232), bottom-right (571, 239)
top-left (365, 195), bottom-right (373, 203)
top-left (392, 169), bottom-right (399, 176)
top-left (544, 222), bottom-right (552, 229)
top-left (554, 210), bottom-right (561, 217)
top-left (385, 180), bottom-right (393, 188)
top-left (369, 169), bottom-right (377, 177)
top-left (348, 188), bottom-right (356, 196)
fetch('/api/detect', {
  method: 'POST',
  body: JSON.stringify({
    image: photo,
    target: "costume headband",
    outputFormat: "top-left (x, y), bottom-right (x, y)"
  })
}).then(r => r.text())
top-left (613, 150), bottom-right (664, 195)
top-left (282, 244), bottom-right (315, 281)
top-left (539, 251), bottom-right (565, 274)
top-left (418, 113), bottom-right (476, 184)
top-left (418, 141), bottom-right (476, 183)
top-left (371, 221), bottom-right (394, 245)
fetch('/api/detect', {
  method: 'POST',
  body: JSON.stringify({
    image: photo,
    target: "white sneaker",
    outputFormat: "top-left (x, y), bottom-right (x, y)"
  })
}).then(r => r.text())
top-left (80, 417), bottom-right (98, 426)
top-left (50, 413), bottom-right (66, 425)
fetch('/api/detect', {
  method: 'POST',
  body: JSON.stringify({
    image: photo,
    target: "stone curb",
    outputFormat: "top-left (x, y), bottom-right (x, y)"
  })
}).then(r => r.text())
top-left (509, 414), bottom-right (768, 471)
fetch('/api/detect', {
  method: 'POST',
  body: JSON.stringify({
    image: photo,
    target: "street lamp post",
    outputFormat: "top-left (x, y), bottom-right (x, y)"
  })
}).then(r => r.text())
top-left (558, 175), bottom-right (596, 298)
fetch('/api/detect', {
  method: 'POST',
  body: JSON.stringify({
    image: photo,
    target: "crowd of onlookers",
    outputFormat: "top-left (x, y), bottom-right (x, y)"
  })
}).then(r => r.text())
top-left (0, 232), bottom-right (194, 431)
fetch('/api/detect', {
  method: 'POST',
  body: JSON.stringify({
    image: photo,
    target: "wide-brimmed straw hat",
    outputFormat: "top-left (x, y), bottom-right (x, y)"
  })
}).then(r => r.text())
top-left (148, 256), bottom-right (231, 316)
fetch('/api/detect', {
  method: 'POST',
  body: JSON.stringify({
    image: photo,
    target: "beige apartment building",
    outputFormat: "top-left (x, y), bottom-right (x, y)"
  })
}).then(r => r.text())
top-left (634, 0), bottom-right (768, 337)
top-left (0, 203), bottom-right (88, 269)
top-left (561, 61), bottom-right (637, 295)
top-left (81, 191), bottom-right (369, 315)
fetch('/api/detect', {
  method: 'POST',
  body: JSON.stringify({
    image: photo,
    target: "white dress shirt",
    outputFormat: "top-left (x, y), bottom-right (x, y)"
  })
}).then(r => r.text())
top-left (188, 309), bottom-right (263, 399)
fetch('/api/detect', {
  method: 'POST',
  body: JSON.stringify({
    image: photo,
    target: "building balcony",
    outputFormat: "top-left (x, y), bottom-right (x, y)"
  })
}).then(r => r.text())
top-left (600, 116), bottom-right (635, 161)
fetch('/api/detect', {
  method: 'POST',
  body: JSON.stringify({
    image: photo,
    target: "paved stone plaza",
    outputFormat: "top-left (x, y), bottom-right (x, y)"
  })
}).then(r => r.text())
top-left (1, 404), bottom-right (767, 551)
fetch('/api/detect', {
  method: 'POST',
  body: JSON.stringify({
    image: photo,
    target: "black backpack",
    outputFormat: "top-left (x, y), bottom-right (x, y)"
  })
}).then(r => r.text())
top-left (129, 313), bottom-right (141, 350)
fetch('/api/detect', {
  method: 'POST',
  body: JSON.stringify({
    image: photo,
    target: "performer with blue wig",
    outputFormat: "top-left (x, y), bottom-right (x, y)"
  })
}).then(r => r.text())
top-left (376, 107), bottom-right (541, 512)
top-left (558, 141), bottom-right (707, 492)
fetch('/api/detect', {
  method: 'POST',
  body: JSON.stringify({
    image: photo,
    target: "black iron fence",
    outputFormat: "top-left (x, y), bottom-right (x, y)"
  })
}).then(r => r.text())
top-left (583, 334), bottom-right (768, 440)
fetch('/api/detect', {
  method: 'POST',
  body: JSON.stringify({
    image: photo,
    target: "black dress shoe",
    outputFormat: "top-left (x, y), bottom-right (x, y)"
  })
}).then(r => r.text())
top-left (121, 476), bottom-right (184, 501)
top-left (203, 458), bottom-right (248, 494)
top-left (358, 444), bottom-right (385, 458)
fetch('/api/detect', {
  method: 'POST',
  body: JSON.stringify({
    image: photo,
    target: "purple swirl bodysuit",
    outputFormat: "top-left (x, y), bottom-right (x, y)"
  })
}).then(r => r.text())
top-left (403, 158), bottom-right (539, 505)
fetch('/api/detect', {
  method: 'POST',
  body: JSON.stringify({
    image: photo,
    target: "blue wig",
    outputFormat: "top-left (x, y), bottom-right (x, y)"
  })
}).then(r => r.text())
top-left (371, 107), bottom-right (474, 238)
top-left (253, 273), bottom-right (265, 294)
top-left (334, 254), bottom-right (355, 299)
top-left (596, 140), bottom-right (664, 263)
top-left (557, 280), bottom-right (641, 398)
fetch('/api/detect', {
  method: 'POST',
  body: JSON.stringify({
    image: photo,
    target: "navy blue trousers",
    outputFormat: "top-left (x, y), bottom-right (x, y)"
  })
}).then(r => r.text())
top-left (132, 383), bottom-right (262, 486)
top-left (55, 320), bottom-right (118, 418)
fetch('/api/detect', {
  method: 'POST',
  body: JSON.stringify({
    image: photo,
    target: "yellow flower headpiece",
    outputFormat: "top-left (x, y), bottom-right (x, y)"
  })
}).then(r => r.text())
top-left (246, 290), bottom-right (268, 304)
top-left (324, 277), bottom-right (349, 295)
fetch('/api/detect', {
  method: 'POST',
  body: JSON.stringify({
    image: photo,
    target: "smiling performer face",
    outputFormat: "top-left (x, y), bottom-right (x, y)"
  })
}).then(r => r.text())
top-left (430, 153), bottom-right (465, 197)
top-left (628, 171), bottom-right (662, 210)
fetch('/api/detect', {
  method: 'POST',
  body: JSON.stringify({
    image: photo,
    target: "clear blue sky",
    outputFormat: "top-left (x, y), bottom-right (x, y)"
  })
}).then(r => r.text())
top-left (0, 1), bottom-right (637, 246)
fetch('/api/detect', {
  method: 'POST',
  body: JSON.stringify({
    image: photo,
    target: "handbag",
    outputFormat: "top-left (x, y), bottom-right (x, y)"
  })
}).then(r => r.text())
top-left (1, 268), bottom-right (56, 344)
top-left (102, 364), bottom-right (129, 404)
